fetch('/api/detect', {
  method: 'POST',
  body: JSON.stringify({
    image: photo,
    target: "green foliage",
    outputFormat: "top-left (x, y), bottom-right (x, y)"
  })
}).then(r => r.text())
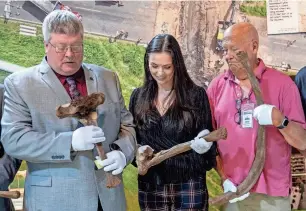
top-left (0, 23), bottom-right (45, 67)
top-left (240, 1), bottom-right (267, 17)
top-left (10, 177), bottom-right (25, 189)
top-left (123, 165), bottom-right (140, 210)
top-left (19, 161), bottom-right (27, 171)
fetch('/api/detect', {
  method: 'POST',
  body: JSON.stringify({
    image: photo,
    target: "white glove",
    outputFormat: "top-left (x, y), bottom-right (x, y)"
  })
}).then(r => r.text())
top-left (253, 104), bottom-right (275, 125)
top-left (96, 151), bottom-right (127, 175)
top-left (223, 179), bottom-right (250, 203)
top-left (190, 129), bottom-right (213, 154)
top-left (138, 145), bottom-right (154, 154)
top-left (72, 126), bottom-right (106, 151)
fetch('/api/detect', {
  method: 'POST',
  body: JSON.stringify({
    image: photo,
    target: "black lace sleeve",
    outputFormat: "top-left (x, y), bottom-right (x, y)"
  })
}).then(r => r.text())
top-left (195, 86), bottom-right (217, 170)
top-left (196, 86), bottom-right (214, 133)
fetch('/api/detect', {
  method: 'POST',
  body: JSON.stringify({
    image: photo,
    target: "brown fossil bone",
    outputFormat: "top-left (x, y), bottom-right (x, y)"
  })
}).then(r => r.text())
top-left (56, 92), bottom-right (121, 188)
top-left (209, 51), bottom-right (266, 205)
top-left (0, 190), bottom-right (21, 199)
top-left (137, 127), bottom-right (227, 176)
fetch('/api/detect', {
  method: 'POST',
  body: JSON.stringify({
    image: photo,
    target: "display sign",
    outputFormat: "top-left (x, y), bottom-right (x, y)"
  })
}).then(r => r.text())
top-left (266, 0), bottom-right (306, 34)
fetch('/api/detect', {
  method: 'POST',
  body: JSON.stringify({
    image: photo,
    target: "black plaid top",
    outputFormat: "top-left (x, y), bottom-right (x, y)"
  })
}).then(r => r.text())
top-left (129, 85), bottom-right (217, 185)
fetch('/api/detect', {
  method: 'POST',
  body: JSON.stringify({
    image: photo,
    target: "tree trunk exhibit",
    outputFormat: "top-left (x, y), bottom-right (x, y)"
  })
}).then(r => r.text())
top-left (178, 1), bottom-right (234, 88)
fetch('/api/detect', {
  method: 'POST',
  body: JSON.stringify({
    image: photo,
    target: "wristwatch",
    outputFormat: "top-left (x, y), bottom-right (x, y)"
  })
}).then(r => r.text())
top-left (277, 116), bottom-right (289, 129)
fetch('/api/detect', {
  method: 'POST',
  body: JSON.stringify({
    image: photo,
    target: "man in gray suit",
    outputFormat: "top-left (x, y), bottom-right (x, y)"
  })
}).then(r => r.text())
top-left (0, 84), bottom-right (22, 211)
top-left (1, 10), bottom-right (136, 211)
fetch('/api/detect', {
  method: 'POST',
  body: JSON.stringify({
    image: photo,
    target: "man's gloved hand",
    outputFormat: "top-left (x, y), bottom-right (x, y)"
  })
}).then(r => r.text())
top-left (96, 151), bottom-right (127, 175)
top-left (190, 129), bottom-right (213, 154)
top-left (223, 179), bottom-right (250, 203)
top-left (253, 104), bottom-right (275, 125)
top-left (72, 126), bottom-right (106, 151)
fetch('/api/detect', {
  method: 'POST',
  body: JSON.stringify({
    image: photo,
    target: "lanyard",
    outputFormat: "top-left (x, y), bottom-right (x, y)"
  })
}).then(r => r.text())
top-left (234, 83), bottom-right (251, 103)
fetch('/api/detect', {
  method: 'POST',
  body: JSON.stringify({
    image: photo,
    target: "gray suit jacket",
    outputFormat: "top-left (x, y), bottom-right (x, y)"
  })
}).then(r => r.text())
top-left (0, 84), bottom-right (22, 211)
top-left (1, 58), bottom-right (136, 211)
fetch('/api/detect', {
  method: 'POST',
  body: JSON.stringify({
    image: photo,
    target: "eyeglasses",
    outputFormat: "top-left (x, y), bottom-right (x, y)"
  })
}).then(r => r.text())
top-left (48, 42), bottom-right (83, 53)
top-left (234, 99), bottom-right (242, 125)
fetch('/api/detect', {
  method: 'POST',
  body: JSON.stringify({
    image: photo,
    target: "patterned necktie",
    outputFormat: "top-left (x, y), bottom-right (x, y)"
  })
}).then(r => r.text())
top-left (66, 77), bottom-right (81, 100)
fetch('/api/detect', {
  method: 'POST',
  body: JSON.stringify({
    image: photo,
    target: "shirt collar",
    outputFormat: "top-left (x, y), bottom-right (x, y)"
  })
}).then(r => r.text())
top-left (54, 67), bottom-right (85, 84)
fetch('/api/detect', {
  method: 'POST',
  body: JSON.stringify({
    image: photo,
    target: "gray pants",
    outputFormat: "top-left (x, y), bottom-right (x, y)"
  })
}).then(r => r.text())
top-left (222, 193), bottom-right (290, 211)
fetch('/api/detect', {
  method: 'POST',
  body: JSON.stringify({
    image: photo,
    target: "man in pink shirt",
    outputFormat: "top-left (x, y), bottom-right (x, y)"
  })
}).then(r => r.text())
top-left (207, 22), bottom-right (306, 211)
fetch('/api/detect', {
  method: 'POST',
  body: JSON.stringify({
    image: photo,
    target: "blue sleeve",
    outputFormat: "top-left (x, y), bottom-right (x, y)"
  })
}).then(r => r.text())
top-left (295, 67), bottom-right (306, 115)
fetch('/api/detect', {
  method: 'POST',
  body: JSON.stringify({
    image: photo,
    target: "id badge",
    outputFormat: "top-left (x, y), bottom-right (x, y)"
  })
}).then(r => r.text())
top-left (241, 102), bottom-right (254, 128)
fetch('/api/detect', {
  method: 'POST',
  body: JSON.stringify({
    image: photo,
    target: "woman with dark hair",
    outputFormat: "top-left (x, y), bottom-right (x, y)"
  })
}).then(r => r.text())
top-left (129, 34), bottom-right (217, 211)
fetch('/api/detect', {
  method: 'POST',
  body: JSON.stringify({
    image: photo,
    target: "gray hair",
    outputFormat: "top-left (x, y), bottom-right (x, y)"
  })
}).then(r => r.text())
top-left (42, 10), bottom-right (84, 42)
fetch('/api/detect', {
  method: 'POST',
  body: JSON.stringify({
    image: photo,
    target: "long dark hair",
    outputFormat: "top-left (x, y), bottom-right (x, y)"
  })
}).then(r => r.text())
top-left (134, 34), bottom-right (198, 131)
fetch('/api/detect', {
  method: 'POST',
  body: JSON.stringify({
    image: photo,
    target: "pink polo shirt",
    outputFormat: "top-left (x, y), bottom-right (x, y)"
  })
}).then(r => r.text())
top-left (207, 59), bottom-right (306, 197)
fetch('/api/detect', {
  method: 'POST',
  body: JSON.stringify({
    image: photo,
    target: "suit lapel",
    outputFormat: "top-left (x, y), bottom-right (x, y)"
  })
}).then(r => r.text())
top-left (83, 64), bottom-right (98, 95)
top-left (39, 58), bottom-right (71, 104)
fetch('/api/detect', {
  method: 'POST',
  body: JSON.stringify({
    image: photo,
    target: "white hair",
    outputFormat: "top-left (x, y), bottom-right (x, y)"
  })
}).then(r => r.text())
top-left (42, 10), bottom-right (84, 42)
